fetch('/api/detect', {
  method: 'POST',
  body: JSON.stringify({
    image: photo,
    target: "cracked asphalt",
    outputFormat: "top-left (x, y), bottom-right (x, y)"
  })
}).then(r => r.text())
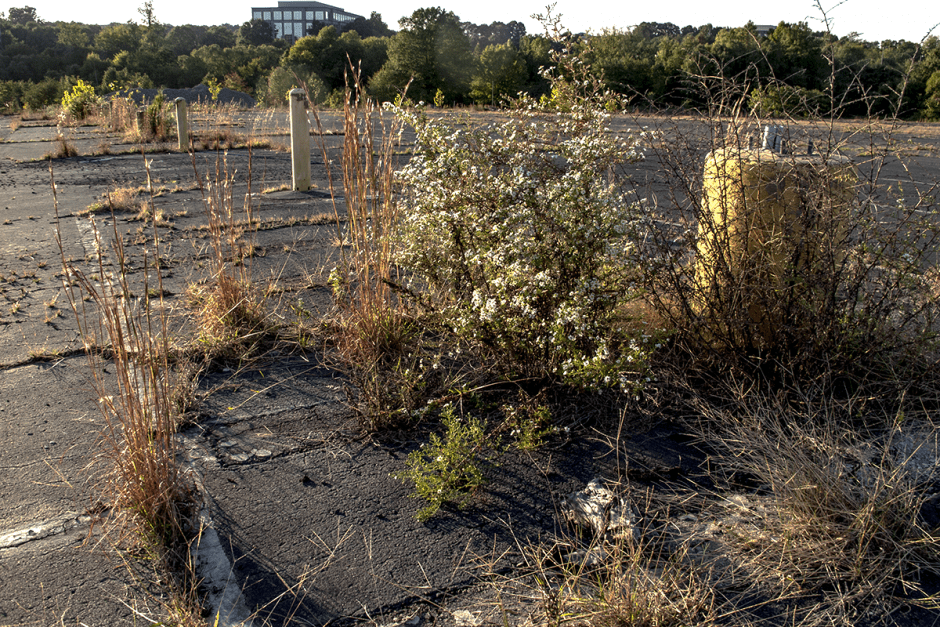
top-left (2, 111), bottom-right (939, 627)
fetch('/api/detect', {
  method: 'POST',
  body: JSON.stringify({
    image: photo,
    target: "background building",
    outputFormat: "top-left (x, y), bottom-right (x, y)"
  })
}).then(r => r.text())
top-left (251, 1), bottom-right (363, 41)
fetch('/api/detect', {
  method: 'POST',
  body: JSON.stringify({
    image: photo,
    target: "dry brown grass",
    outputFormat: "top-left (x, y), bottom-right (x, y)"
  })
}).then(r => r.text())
top-left (311, 69), bottom-right (414, 430)
top-left (482, 488), bottom-right (719, 627)
top-left (93, 139), bottom-right (112, 155)
top-left (261, 183), bottom-right (292, 194)
top-left (689, 382), bottom-right (940, 623)
top-left (44, 134), bottom-right (78, 159)
top-left (52, 163), bottom-right (202, 624)
top-left (184, 148), bottom-right (273, 363)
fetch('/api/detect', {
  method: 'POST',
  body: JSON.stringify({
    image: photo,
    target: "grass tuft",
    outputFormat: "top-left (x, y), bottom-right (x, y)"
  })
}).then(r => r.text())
top-left (52, 162), bottom-right (201, 620)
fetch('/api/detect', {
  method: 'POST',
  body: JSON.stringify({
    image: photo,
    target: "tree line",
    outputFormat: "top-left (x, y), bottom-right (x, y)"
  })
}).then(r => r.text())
top-left (1, 3), bottom-right (939, 119)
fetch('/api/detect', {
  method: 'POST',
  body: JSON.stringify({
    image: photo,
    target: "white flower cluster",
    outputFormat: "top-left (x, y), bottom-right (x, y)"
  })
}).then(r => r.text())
top-left (389, 90), bottom-right (649, 385)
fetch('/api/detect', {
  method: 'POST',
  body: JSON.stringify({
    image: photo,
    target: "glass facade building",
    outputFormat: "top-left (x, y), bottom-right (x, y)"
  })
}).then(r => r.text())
top-left (251, 1), bottom-right (362, 41)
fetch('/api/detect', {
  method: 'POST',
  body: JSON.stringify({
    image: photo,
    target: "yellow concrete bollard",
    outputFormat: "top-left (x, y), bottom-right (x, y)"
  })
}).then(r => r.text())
top-left (289, 88), bottom-right (311, 192)
top-left (694, 146), bottom-right (858, 349)
top-left (174, 97), bottom-right (188, 151)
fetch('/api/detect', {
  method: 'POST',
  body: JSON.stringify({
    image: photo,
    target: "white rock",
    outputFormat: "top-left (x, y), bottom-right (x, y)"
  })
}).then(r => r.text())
top-left (453, 610), bottom-right (483, 626)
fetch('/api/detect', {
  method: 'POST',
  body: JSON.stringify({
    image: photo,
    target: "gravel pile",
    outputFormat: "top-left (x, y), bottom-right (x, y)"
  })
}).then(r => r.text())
top-left (104, 84), bottom-right (256, 107)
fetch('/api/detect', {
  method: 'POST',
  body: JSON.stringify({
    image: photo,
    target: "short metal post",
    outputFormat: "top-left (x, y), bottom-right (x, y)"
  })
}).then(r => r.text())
top-left (174, 97), bottom-right (188, 150)
top-left (289, 88), bottom-right (311, 192)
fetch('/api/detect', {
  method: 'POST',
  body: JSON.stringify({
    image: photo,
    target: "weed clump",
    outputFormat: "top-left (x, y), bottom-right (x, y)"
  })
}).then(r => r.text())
top-left (54, 170), bottom-right (200, 620)
top-left (697, 386), bottom-right (940, 620)
top-left (186, 150), bottom-right (270, 363)
top-left (638, 50), bottom-right (940, 386)
top-left (60, 79), bottom-right (99, 121)
top-left (46, 133), bottom-right (78, 159)
top-left (396, 405), bottom-right (491, 521)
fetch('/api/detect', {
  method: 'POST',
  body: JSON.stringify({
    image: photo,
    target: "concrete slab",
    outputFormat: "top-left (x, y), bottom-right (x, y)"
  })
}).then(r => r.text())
top-left (0, 523), bottom-right (163, 626)
top-left (0, 358), bottom-right (105, 530)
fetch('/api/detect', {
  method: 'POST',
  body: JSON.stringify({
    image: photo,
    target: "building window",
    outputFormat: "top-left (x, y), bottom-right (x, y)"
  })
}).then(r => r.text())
top-left (274, 23), bottom-right (282, 37)
top-left (263, 11), bottom-right (271, 20)
top-left (253, 11), bottom-right (261, 19)
top-left (306, 11), bottom-right (313, 19)
top-left (273, 10), bottom-right (282, 19)
top-left (315, 10), bottom-right (325, 20)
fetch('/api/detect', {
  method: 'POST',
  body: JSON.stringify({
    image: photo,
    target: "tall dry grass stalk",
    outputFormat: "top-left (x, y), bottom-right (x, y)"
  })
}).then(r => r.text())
top-left (501, 505), bottom-right (717, 627)
top-left (312, 67), bottom-right (402, 313)
top-left (185, 147), bottom-right (270, 361)
top-left (311, 66), bottom-right (415, 427)
top-left (53, 163), bottom-right (198, 607)
top-left (105, 97), bottom-right (137, 134)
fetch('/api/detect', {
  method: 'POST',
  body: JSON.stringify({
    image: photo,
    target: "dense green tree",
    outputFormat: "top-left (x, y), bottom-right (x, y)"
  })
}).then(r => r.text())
top-left (8, 6), bottom-right (38, 25)
top-left (470, 42), bottom-right (525, 104)
top-left (283, 27), bottom-right (387, 90)
top-left (587, 28), bottom-right (658, 97)
top-left (909, 36), bottom-right (940, 117)
top-left (205, 25), bottom-right (237, 49)
top-left (79, 52), bottom-right (109, 84)
top-left (164, 25), bottom-right (201, 57)
top-left (190, 43), bottom-right (280, 94)
top-left (766, 21), bottom-right (826, 89)
top-left (263, 65), bottom-right (328, 105)
top-left (343, 12), bottom-right (393, 38)
top-left (515, 34), bottom-right (551, 97)
top-left (370, 7), bottom-right (472, 103)
top-left (284, 26), bottom-right (348, 87)
top-left (94, 23), bottom-right (141, 59)
top-left (706, 23), bottom-right (767, 80)
top-left (238, 19), bottom-right (276, 46)
top-left (57, 22), bottom-right (89, 48)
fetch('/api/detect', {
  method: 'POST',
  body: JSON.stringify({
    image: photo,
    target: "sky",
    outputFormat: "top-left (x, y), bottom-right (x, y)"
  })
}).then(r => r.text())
top-left (3, 0), bottom-right (938, 44)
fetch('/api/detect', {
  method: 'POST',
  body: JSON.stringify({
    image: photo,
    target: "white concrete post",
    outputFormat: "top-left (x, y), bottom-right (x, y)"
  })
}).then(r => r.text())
top-left (136, 107), bottom-right (147, 135)
top-left (289, 88), bottom-right (311, 192)
top-left (174, 97), bottom-right (188, 151)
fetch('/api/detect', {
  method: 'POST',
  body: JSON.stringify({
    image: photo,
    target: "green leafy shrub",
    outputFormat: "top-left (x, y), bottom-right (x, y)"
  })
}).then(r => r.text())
top-left (0, 80), bottom-right (26, 114)
top-left (24, 77), bottom-right (66, 112)
top-left (146, 93), bottom-right (169, 138)
top-left (503, 401), bottom-right (553, 450)
top-left (60, 78), bottom-right (98, 120)
top-left (748, 83), bottom-right (828, 117)
top-left (390, 61), bottom-right (649, 387)
top-left (396, 406), bottom-right (490, 521)
top-left (262, 66), bottom-right (327, 106)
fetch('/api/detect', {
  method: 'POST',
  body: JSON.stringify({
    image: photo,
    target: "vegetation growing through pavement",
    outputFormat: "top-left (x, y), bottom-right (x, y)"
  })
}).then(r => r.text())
top-left (390, 65), bottom-right (650, 386)
top-left (395, 405), bottom-right (491, 521)
top-left (328, 5), bottom-right (940, 625)
top-left (54, 132), bottom-right (305, 624)
top-left (40, 2), bottom-right (940, 625)
top-left (54, 167), bottom-right (203, 624)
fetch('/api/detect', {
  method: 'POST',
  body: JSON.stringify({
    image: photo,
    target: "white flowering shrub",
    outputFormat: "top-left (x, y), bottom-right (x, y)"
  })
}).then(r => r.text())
top-left (389, 66), bottom-right (648, 386)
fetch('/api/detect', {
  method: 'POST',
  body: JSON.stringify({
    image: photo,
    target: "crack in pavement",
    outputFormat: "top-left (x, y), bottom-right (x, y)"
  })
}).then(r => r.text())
top-left (0, 347), bottom-right (88, 371)
top-left (0, 512), bottom-right (93, 549)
